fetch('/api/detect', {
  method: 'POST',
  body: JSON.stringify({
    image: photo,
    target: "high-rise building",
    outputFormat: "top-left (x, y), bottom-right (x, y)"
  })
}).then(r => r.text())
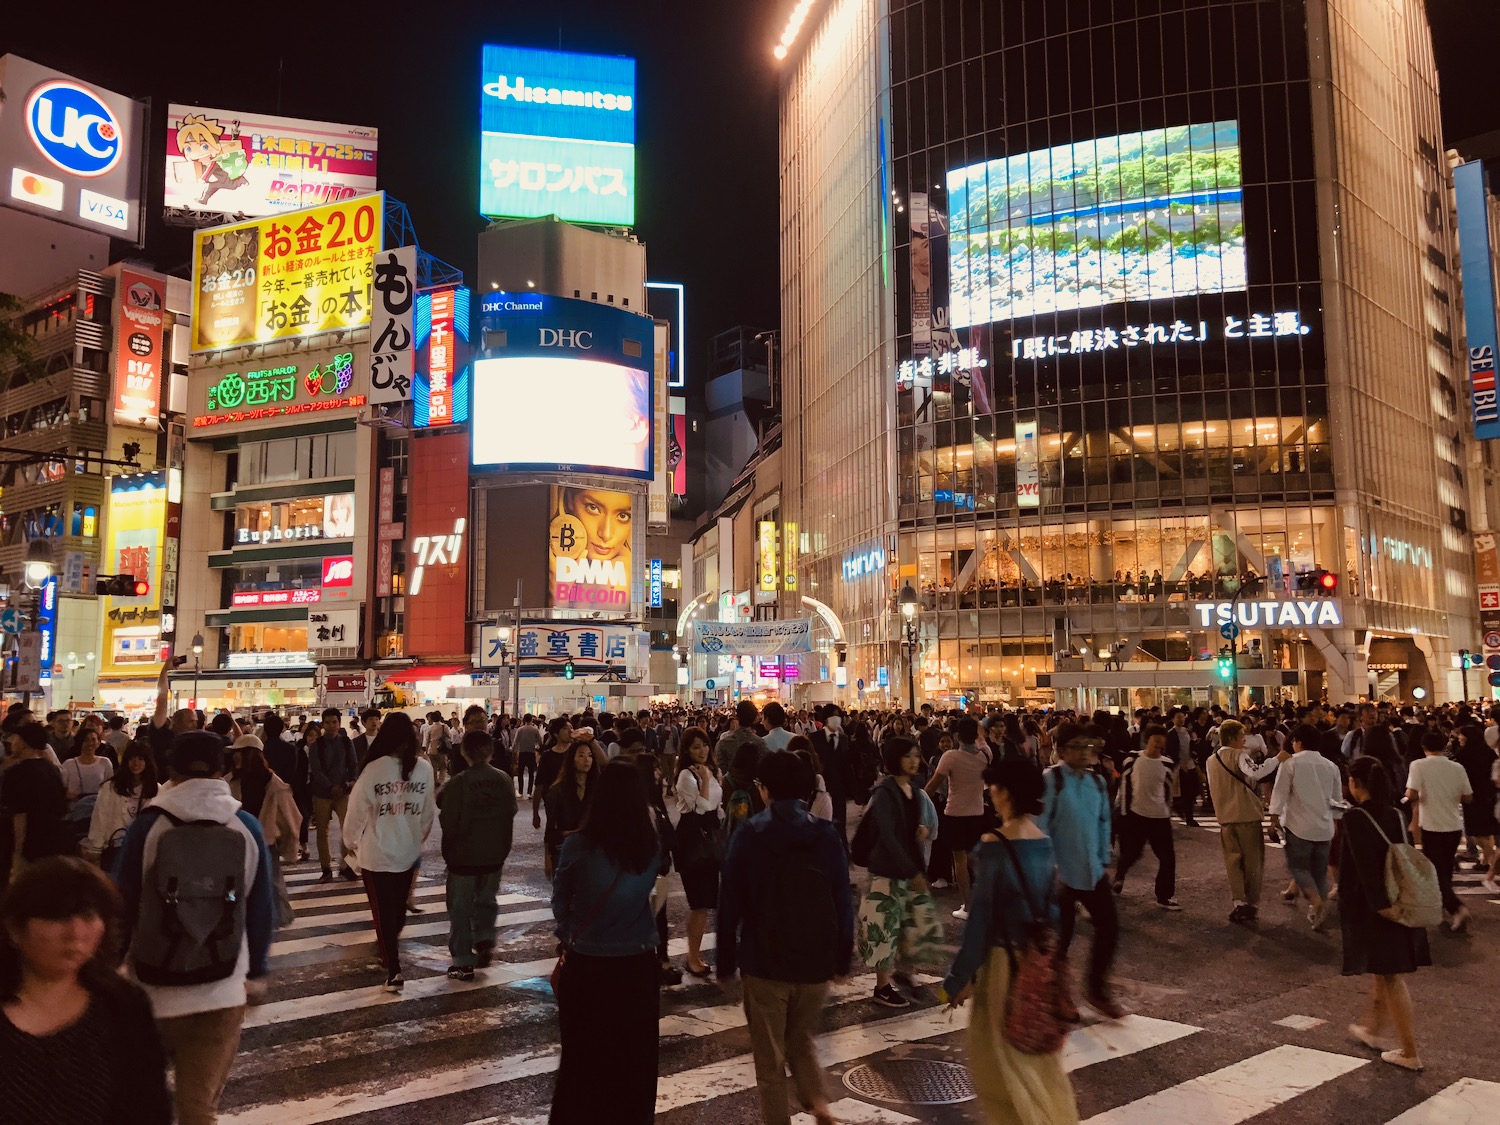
top-left (777, 0), bottom-right (1479, 706)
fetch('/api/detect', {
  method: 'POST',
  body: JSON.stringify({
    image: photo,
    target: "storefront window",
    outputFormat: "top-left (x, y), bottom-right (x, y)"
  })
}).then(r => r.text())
top-left (234, 494), bottom-right (354, 544)
top-left (237, 432), bottom-right (357, 486)
top-left (226, 623), bottom-right (311, 669)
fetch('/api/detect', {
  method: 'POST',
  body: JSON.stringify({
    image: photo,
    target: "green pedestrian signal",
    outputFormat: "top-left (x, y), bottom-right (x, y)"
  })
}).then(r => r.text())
top-left (1217, 655), bottom-right (1234, 680)
top-left (563, 660), bottom-right (576, 681)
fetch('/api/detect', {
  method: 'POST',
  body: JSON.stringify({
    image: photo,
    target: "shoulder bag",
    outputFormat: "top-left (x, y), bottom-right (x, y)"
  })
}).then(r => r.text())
top-left (550, 868), bottom-right (624, 995)
top-left (995, 835), bottom-right (1073, 1054)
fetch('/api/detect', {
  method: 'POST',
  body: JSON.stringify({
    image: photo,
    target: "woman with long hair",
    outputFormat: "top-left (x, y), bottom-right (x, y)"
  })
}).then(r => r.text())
top-left (342, 712), bottom-right (435, 992)
top-left (672, 727), bottom-right (721, 977)
top-left (0, 857), bottom-right (172, 1124)
top-left (550, 759), bottom-right (662, 1124)
top-left (544, 739), bottom-right (603, 874)
top-left (942, 756), bottom-right (1079, 1123)
top-left (82, 744), bottom-right (158, 872)
top-left (788, 733), bottom-right (834, 820)
top-left (1341, 755), bottom-right (1430, 1070)
top-left (229, 735), bottom-right (303, 929)
top-left (62, 728), bottom-right (114, 845)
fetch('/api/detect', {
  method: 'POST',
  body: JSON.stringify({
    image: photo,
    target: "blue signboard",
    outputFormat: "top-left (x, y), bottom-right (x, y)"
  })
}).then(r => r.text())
top-left (1455, 160), bottom-right (1500, 441)
top-left (480, 45), bottom-right (636, 226)
top-left (37, 575), bottom-right (57, 686)
top-left (649, 558), bottom-right (663, 608)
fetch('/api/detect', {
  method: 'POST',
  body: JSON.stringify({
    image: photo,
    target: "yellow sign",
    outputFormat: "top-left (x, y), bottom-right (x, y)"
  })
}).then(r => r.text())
top-left (784, 521), bottom-right (799, 591)
top-left (102, 478), bottom-right (167, 678)
top-left (191, 192), bottom-right (384, 353)
top-left (758, 521), bottom-right (778, 593)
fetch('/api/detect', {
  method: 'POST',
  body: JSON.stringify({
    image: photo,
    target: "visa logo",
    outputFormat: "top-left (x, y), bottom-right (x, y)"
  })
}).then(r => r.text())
top-left (79, 188), bottom-right (129, 231)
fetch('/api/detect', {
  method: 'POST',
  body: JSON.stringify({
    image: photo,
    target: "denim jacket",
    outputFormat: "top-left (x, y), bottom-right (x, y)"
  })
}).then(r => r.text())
top-left (551, 833), bottom-right (661, 957)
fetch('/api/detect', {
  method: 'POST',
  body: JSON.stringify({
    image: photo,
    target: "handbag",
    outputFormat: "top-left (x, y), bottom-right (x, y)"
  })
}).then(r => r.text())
top-left (550, 869), bottom-right (623, 994)
top-left (1354, 807), bottom-right (1443, 929)
top-left (675, 810), bottom-right (725, 872)
top-left (995, 835), bottom-right (1073, 1055)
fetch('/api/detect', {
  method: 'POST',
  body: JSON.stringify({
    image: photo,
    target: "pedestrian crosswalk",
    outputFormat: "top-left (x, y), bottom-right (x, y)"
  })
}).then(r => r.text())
top-left (217, 858), bottom-right (1499, 1125)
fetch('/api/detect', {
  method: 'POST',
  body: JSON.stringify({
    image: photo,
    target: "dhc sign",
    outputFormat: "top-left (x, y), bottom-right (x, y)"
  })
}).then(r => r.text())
top-left (1193, 599), bottom-right (1344, 629)
top-left (842, 546), bottom-right (886, 582)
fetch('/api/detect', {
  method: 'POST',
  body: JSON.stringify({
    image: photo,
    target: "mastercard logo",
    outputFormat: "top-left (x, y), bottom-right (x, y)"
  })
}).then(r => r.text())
top-left (9, 168), bottom-right (64, 210)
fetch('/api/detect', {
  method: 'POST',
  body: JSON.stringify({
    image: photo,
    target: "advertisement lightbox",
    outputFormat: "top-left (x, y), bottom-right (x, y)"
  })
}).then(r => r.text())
top-left (414, 286), bottom-right (471, 428)
top-left (165, 105), bottom-right (377, 223)
top-left (191, 191), bottom-right (383, 352)
top-left (113, 269), bottom-right (167, 424)
top-left (479, 44), bottom-right (636, 226)
top-left (102, 474), bottom-right (166, 677)
top-left (548, 485), bottom-right (633, 613)
top-left (0, 55), bottom-right (148, 242)
top-left (473, 292), bottom-right (653, 478)
top-left (947, 121), bottom-right (1246, 327)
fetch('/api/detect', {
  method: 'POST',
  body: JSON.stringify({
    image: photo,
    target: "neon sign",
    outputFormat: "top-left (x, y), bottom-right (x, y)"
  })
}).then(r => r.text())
top-left (206, 352), bottom-right (354, 411)
top-left (410, 518), bottom-right (466, 597)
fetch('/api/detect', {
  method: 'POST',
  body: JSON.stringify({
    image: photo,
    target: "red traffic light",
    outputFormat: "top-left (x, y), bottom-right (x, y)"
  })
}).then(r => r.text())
top-left (1318, 571), bottom-right (1338, 593)
top-left (131, 579), bottom-right (150, 597)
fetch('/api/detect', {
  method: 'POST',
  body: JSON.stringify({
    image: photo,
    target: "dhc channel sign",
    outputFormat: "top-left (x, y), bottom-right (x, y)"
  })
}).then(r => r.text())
top-left (26, 80), bottom-right (122, 177)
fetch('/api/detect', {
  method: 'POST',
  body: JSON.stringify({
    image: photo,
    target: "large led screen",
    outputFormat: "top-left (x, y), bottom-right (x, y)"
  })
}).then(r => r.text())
top-left (471, 356), bottom-right (651, 478)
top-left (947, 121), bottom-right (1246, 327)
top-left (548, 485), bottom-right (633, 612)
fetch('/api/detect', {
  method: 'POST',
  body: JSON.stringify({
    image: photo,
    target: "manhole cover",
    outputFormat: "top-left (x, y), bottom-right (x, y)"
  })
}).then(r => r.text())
top-left (842, 1059), bottom-right (975, 1105)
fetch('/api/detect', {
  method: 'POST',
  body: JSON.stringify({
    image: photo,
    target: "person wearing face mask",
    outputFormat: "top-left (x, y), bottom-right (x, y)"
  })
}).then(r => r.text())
top-left (812, 708), bottom-right (856, 847)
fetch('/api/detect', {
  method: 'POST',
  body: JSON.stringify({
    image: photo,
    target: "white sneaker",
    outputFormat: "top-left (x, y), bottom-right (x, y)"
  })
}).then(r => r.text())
top-left (929, 878), bottom-right (951, 890)
top-left (953, 907), bottom-right (969, 920)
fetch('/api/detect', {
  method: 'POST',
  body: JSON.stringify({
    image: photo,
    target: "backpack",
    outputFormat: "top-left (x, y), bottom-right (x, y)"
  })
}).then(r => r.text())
top-left (129, 810), bottom-right (250, 986)
top-left (995, 834), bottom-right (1073, 1054)
top-left (1354, 808), bottom-right (1443, 929)
top-left (753, 834), bottom-right (842, 983)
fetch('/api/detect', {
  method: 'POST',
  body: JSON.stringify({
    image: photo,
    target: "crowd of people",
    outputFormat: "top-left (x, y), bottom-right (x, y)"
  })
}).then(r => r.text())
top-left (1, 668), bottom-right (1496, 1123)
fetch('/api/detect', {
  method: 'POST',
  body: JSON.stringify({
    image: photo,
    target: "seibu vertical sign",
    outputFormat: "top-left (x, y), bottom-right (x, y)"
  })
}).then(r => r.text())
top-left (405, 430), bottom-right (469, 656)
top-left (113, 269), bottom-right (167, 423)
top-left (1455, 160), bottom-right (1500, 441)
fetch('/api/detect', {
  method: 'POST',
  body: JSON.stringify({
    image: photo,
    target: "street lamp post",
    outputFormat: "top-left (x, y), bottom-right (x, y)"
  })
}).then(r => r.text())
top-left (9, 539), bottom-right (56, 708)
top-left (898, 582), bottom-right (920, 713)
top-left (191, 632), bottom-right (204, 711)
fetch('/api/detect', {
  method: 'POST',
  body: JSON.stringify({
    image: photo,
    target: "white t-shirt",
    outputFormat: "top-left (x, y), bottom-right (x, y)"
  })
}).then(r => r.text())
top-left (1406, 755), bottom-right (1471, 834)
top-left (1126, 754), bottom-right (1174, 819)
top-left (63, 756), bottom-right (114, 797)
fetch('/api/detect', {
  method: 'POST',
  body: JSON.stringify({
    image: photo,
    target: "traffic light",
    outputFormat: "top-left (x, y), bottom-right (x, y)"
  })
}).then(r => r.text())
top-left (562, 659), bottom-right (576, 681)
top-left (1317, 570), bottom-right (1338, 596)
top-left (1217, 653), bottom-right (1235, 680)
top-left (1460, 649), bottom-right (1475, 670)
top-left (95, 574), bottom-right (147, 597)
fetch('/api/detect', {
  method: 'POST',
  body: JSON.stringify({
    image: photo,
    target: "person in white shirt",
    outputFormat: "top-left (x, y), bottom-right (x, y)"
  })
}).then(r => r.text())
top-left (673, 727), bottom-right (723, 977)
top-left (761, 702), bottom-right (794, 752)
top-left (343, 712), bottom-right (436, 991)
top-left (1112, 726), bottom-right (1180, 909)
top-left (1270, 724), bottom-right (1345, 930)
top-left (1405, 731), bottom-right (1473, 933)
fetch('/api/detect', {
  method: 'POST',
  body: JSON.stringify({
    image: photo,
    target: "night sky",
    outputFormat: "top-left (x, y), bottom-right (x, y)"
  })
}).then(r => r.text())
top-left (3, 1), bottom-right (1498, 373)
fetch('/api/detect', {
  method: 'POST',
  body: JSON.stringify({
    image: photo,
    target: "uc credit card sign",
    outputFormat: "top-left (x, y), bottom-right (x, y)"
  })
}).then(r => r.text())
top-left (479, 44), bottom-right (636, 227)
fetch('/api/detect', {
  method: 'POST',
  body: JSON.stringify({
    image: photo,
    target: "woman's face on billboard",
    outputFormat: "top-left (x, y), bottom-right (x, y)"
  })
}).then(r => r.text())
top-left (567, 489), bottom-right (632, 558)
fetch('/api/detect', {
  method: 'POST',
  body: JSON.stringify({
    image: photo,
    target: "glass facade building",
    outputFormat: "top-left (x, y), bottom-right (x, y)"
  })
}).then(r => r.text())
top-left (779, 0), bottom-right (1479, 706)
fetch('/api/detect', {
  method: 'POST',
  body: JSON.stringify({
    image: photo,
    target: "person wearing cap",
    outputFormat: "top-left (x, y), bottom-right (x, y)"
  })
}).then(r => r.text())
top-left (4, 722), bottom-right (72, 886)
top-left (114, 731), bottom-right (274, 1125)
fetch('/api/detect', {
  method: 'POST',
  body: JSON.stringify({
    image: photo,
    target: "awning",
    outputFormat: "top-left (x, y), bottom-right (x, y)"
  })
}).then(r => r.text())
top-left (380, 664), bottom-right (469, 684)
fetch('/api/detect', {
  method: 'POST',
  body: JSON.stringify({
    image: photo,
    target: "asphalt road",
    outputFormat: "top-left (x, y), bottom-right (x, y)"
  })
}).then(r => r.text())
top-left (220, 795), bottom-right (1500, 1125)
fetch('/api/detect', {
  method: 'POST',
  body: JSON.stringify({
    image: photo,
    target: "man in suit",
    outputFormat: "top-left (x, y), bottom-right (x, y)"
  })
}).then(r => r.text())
top-left (811, 706), bottom-right (855, 846)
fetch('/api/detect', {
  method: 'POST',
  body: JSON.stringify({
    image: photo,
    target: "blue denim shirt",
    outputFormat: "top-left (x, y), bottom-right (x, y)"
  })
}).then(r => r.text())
top-left (551, 834), bottom-right (660, 957)
top-left (1040, 765), bottom-right (1112, 890)
top-left (943, 835), bottom-right (1058, 998)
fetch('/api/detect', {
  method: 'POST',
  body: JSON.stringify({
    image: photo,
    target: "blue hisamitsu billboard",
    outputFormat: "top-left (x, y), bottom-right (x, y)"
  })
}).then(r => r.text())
top-left (480, 44), bottom-right (636, 227)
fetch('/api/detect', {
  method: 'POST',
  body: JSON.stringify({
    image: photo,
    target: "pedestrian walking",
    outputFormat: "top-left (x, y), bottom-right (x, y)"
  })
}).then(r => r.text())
top-left (1405, 730), bottom-right (1473, 932)
top-left (82, 744), bottom-right (158, 873)
top-left (512, 715), bottom-right (542, 797)
top-left (306, 708), bottom-right (359, 883)
top-left (542, 737), bottom-right (602, 878)
top-left (549, 759), bottom-right (662, 1125)
top-left (1206, 718), bottom-right (1284, 923)
top-left (1041, 722), bottom-right (1124, 1019)
top-left (342, 712), bottom-right (436, 993)
top-left (923, 717), bottom-right (991, 920)
top-left (438, 730), bottom-right (516, 981)
top-left (942, 755), bottom-right (1080, 1125)
top-left (115, 732), bottom-right (275, 1125)
top-left (1, 857), bottom-right (173, 1125)
top-left (4, 723), bottom-right (72, 884)
top-left (672, 726), bottom-right (722, 978)
top-left (1112, 725), bottom-right (1179, 910)
top-left (1342, 756), bottom-right (1430, 1071)
top-left (858, 737), bottom-right (945, 1008)
top-left (1270, 723), bottom-right (1344, 930)
top-left (717, 750), bottom-right (851, 1125)
top-left (228, 736), bottom-right (302, 929)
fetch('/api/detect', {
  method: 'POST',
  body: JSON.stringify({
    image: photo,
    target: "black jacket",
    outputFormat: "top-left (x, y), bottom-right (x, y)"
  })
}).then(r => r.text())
top-left (864, 776), bottom-right (924, 880)
top-left (811, 729), bottom-right (855, 813)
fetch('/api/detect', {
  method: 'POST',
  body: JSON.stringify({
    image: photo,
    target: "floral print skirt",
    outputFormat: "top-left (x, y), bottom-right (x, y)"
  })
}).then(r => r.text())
top-left (857, 875), bottom-right (946, 971)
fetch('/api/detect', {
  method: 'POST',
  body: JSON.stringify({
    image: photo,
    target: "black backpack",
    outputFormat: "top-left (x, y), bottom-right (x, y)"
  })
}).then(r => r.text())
top-left (129, 810), bottom-right (249, 986)
top-left (753, 834), bottom-right (841, 983)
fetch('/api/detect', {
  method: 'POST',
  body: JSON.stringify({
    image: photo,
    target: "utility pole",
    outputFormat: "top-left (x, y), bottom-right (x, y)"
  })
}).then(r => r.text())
top-left (512, 579), bottom-right (523, 719)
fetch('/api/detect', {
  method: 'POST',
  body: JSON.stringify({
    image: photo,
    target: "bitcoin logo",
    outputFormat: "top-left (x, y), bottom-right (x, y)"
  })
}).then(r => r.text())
top-left (549, 515), bottom-right (587, 560)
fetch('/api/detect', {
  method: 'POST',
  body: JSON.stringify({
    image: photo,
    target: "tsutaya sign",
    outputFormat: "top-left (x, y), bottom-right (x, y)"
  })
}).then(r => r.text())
top-left (1193, 599), bottom-right (1344, 629)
